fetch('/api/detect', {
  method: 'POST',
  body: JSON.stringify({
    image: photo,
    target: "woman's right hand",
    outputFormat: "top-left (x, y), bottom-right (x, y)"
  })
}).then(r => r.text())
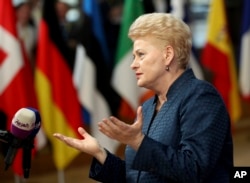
top-left (53, 127), bottom-right (107, 164)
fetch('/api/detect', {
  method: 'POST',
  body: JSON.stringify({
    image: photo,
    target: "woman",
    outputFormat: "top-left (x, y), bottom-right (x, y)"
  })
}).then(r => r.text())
top-left (54, 13), bottom-right (233, 183)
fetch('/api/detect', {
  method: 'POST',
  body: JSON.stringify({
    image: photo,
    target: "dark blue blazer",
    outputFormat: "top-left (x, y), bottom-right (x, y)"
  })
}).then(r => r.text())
top-left (89, 69), bottom-right (233, 183)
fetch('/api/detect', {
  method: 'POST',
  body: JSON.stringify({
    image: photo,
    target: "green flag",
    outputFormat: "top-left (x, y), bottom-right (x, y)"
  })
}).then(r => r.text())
top-left (112, 0), bottom-right (152, 114)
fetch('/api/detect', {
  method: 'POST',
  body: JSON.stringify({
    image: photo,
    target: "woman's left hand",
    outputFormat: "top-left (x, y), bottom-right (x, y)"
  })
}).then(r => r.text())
top-left (98, 106), bottom-right (144, 150)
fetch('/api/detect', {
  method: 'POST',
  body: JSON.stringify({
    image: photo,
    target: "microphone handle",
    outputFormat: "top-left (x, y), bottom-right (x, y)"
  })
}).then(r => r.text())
top-left (23, 138), bottom-right (34, 178)
top-left (4, 145), bottom-right (19, 170)
top-left (4, 135), bottom-right (23, 170)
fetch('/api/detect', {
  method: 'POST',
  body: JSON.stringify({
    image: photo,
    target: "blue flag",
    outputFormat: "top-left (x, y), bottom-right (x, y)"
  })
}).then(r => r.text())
top-left (82, 0), bottom-right (110, 65)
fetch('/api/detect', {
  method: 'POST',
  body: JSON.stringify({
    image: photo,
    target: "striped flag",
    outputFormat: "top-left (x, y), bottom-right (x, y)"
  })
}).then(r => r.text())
top-left (73, 44), bottom-right (119, 153)
top-left (239, 0), bottom-right (250, 101)
top-left (201, 0), bottom-right (242, 123)
top-left (34, 0), bottom-right (84, 170)
top-left (112, 0), bottom-right (154, 116)
top-left (82, 0), bottom-right (110, 65)
top-left (0, 0), bottom-right (37, 176)
top-left (74, 1), bottom-right (128, 152)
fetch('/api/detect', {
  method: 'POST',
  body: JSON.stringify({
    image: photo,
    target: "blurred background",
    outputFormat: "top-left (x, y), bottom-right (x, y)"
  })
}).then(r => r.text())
top-left (0, 0), bottom-right (249, 182)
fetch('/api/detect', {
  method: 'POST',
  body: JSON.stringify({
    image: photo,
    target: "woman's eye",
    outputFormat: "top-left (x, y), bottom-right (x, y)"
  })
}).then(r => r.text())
top-left (138, 52), bottom-right (145, 58)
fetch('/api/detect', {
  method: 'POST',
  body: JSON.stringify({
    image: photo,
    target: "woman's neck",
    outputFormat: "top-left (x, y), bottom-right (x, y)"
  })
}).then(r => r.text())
top-left (155, 95), bottom-right (167, 112)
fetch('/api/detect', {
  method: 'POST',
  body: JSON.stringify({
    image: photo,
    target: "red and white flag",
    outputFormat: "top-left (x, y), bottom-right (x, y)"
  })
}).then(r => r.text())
top-left (0, 0), bottom-right (39, 176)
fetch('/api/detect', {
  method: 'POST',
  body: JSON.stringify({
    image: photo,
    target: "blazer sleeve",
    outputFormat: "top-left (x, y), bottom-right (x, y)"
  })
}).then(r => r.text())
top-left (89, 150), bottom-right (126, 183)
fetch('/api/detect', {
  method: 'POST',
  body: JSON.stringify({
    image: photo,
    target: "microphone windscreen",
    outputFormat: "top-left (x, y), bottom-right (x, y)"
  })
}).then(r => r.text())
top-left (26, 107), bottom-right (41, 138)
top-left (11, 108), bottom-right (38, 139)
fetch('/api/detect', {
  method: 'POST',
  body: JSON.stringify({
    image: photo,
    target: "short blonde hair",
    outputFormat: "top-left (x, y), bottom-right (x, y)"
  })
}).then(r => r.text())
top-left (128, 13), bottom-right (192, 69)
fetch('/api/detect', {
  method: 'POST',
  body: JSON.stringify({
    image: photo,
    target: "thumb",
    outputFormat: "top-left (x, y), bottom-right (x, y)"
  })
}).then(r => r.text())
top-left (78, 127), bottom-right (88, 139)
top-left (135, 106), bottom-right (143, 126)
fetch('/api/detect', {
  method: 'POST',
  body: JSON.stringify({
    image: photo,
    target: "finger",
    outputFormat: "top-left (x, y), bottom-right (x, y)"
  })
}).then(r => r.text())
top-left (53, 133), bottom-right (74, 146)
top-left (53, 133), bottom-right (66, 141)
top-left (136, 106), bottom-right (143, 122)
top-left (100, 118), bottom-right (118, 131)
top-left (78, 127), bottom-right (87, 139)
top-left (134, 106), bottom-right (143, 128)
top-left (98, 126), bottom-right (113, 139)
top-left (53, 133), bottom-right (83, 151)
top-left (109, 116), bottom-right (127, 130)
top-left (98, 119), bottom-right (119, 138)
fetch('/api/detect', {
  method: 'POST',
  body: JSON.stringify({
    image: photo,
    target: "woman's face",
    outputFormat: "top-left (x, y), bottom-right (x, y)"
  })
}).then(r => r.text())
top-left (131, 37), bottom-right (167, 89)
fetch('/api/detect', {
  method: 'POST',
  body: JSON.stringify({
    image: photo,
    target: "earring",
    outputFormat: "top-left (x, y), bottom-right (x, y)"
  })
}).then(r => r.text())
top-left (166, 66), bottom-right (169, 71)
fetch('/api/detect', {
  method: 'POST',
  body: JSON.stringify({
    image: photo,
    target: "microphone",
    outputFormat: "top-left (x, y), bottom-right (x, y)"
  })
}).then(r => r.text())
top-left (10, 108), bottom-right (38, 139)
top-left (22, 107), bottom-right (41, 178)
top-left (4, 108), bottom-right (41, 177)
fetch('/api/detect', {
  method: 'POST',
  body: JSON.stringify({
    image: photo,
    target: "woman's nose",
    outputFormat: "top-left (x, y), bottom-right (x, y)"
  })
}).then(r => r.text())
top-left (130, 58), bottom-right (138, 70)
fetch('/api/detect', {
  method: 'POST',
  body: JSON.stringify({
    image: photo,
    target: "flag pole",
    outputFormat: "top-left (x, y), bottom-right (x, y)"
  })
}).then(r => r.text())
top-left (57, 170), bottom-right (65, 183)
top-left (14, 174), bottom-right (20, 183)
top-left (14, 174), bottom-right (28, 183)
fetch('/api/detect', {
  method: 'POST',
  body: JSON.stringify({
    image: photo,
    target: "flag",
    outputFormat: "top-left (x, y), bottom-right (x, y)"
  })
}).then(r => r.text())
top-left (0, 0), bottom-right (37, 176)
top-left (74, 3), bottom-right (128, 152)
top-left (82, 0), bottom-right (110, 65)
top-left (34, 0), bottom-right (84, 170)
top-left (239, 0), bottom-right (250, 101)
top-left (112, 0), bottom-right (154, 116)
top-left (201, 0), bottom-right (241, 123)
top-left (73, 44), bottom-right (119, 153)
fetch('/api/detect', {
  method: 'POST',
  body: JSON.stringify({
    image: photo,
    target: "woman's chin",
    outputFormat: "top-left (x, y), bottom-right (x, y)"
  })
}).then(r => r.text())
top-left (137, 81), bottom-right (146, 88)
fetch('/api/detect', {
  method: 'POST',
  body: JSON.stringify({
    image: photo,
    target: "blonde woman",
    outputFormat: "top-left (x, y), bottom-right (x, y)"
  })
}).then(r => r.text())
top-left (54, 13), bottom-right (233, 183)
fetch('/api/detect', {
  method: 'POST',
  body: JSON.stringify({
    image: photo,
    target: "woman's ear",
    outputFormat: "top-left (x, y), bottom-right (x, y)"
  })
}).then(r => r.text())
top-left (164, 45), bottom-right (174, 65)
